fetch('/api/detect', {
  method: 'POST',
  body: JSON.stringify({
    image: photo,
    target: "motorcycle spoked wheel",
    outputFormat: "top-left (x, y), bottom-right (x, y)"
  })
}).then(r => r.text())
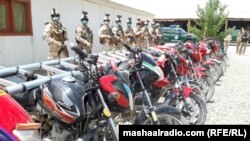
top-left (200, 77), bottom-right (215, 102)
top-left (189, 83), bottom-right (206, 102)
top-left (210, 64), bottom-right (221, 83)
top-left (164, 93), bottom-right (207, 125)
top-left (133, 106), bottom-right (189, 125)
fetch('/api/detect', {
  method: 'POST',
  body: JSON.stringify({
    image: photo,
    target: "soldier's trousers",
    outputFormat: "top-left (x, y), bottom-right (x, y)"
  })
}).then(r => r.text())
top-left (224, 41), bottom-right (230, 52)
top-left (48, 44), bottom-right (69, 60)
top-left (236, 41), bottom-right (241, 53)
top-left (239, 42), bottom-right (248, 55)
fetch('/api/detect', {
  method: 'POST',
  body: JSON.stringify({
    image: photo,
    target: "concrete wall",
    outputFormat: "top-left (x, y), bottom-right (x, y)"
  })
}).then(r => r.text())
top-left (0, 0), bottom-right (154, 67)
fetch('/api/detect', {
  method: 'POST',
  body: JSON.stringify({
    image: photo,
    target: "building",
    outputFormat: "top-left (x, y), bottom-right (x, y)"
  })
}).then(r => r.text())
top-left (0, 0), bottom-right (154, 66)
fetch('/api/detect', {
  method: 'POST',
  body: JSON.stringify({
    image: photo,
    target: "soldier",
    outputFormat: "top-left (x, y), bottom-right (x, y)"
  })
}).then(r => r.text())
top-left (134, 19), bottom-right (145, 48)
top-left (236, 31), bottom-right (242, 54)
top-left (148, 21), bottom-right (156, 46)
top-left (143, 20), bottom-right (151, 48)
top-left (124, 17), bottom-right (136, 46)
top-left (98, 14), bottom-right (114, 52)
top-left (112, 15), bottom-right (125, 50)
top-left (42, 8), bottom-right (69, 60)
top-left (75, 11), bottom-right (93, 54)
top-left (239, 27), bottom-right (248, 55)
top-left (223, 32), bottom-right (232, 53)
top-left (155, 23), bottom-right (163, 45)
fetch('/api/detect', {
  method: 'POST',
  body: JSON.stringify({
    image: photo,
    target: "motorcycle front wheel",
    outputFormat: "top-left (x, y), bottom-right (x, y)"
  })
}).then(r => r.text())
top-left (133, 106), bottom-right (189, 125)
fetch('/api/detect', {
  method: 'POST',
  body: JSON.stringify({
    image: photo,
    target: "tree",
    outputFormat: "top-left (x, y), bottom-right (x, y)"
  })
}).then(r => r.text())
top-left (188, 0), bottom-right (230, 41)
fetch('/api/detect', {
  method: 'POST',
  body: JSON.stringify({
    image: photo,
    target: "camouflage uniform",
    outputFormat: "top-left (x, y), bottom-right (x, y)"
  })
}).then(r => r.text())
top-left (42, 9), bottom-right (69, 60)
top-left (112, 15), bottom-right (125, 50)
top-left (124, 25), bottom-right (136, 46)
top-left (43, 22), bottom-right (69, 60)
top-left (99, 24), bottom-right (114, 52)
top-left (239, 30), bottom-right (248, 55)
top-left (223, 34), bottom-right (232, 53)
top-left (155, 23), bottom-right (163, 45)
top-left (142, 22), bottom-right (151, 48)
top-left (75, 11), bottom-right (93, 54)
top-left (236, 32), bottom-right (242, 54)
top-left (148, 22), bottom-right (156, 46)
top-left (134, 19), bottom-right (145, 48)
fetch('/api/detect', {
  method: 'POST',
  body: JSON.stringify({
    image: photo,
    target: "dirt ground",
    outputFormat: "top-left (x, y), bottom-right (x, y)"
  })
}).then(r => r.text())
top-left (206, 45), bottom-right (250, 124)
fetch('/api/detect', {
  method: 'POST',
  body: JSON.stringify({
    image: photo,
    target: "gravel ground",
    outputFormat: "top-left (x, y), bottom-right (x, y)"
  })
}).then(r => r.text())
top-left (205, 45), bottom-right (250, 124)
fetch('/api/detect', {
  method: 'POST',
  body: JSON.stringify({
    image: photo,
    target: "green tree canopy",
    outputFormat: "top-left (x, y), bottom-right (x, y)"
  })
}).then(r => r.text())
top-left (188, 0), bottom-right (230, 41)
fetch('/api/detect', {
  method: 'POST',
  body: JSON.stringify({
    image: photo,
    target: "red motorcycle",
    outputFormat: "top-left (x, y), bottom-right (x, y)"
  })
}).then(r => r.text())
top-left (0, 89), bottom-right (40, 141)
top-left (141, 46), bottom-right (207, 125)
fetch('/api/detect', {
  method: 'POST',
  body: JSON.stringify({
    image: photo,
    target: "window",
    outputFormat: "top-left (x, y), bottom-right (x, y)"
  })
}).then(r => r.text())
top-left (0, 0), bottom-right (32, 35)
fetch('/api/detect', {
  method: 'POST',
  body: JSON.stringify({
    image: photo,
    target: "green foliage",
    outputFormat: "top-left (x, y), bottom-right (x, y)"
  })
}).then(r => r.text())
top-left (188, 0), bottom-right (229, 41)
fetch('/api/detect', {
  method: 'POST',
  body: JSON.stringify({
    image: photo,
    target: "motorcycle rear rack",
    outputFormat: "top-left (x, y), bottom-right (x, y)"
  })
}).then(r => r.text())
top-left (0, 50), bottom-right (131, 95)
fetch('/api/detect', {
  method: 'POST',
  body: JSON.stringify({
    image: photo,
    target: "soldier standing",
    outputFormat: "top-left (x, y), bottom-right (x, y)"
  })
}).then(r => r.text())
top-left (75, 11), bottom-right (93, 54)
top-left (236, 31), bottom-right (242, 54)
top-left (98, 14), bottom-right (114, 52)
top-left (155, 23), bottom-right (163, 45)
top-left (149, 21), bottom-right (156, 46)
top-left (42, 8), bottom-right (69, 60)
top-left (143, 20), bottom-right (151, 48)
top-left (239, 27), bottom-right (248, 55)
top-left (124, 17), bottom-right (135, 46)
top-left (112, 15), bottom-right (125, 50)
top-left (223, 32), bottom-right (232, 53)
top-left (134, 19), bottom-right (145, 48)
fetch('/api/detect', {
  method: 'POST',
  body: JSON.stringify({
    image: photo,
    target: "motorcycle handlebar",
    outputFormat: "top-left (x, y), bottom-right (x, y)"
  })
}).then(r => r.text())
top-left (123, 43), bottom-right (142, 54)
top-left (71, 46), bottom-right (88, 60)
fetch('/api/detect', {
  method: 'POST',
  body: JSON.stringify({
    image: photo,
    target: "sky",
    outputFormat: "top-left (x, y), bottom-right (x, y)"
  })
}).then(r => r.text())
top-left (111, 0), bottom-right (250, 18)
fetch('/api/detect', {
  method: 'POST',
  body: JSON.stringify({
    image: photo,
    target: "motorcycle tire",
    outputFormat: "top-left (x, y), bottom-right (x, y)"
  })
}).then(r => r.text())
top-left (164, 93), bottom-right (207, 125)
top-left (201, 77), bottom-right (215, 102)
top-left (134, 106), bottom-right (189, 125)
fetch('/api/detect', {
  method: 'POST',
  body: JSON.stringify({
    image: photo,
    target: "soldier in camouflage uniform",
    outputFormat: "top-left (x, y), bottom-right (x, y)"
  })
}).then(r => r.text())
top-left (112, 15), bottom-right (125, 50)
top-left (42, 8), bottom-right (69, 60)
top-left (134, 19), bottom-right (145, 48)
top-left (98, 14), bottom-right (114, 52)
top-left (142, 20), bottom-right (151, 48)
top-left (155, 23), bottom-right (163, 45)
top-left (75, 11), bottom-right (93, 54)
top-left (124, 17), bottom-right (136, 46)
top-left (148, 21), bottom-right (156, 46)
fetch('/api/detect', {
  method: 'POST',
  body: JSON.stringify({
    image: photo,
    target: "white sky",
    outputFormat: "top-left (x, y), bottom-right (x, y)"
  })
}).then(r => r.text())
top-left (111, 0), bottom-right (250, 18)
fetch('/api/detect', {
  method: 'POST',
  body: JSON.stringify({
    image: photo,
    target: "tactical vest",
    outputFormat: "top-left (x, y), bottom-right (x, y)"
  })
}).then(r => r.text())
top-left (49, 22), bottom-right (66, 42)
top-left (78, 25), bottom-right (93, 43)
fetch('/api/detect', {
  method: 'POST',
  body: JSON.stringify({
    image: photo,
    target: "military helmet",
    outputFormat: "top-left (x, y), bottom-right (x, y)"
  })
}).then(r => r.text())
top-left (81, 11), bottom-right (89, 21)
top-left (51, 8), bottom-right (60, 17)
top-left (145, 20), bottom-right (150, 25)
top-left (127, 17), bottom-right (132, 24)
top-left (136, 18), bottom-right (141, 25)
top-left (103, 13), bottom-right (110, 22)
top-left (151, 21), bottom-right (155, 26)
top-left (115, 15), bottom-right (122, 22)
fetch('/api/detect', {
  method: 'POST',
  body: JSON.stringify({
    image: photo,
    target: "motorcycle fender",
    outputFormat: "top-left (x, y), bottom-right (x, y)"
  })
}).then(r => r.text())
top-left (195, 66), bottom-right (206, 72)
top-left (196, 70), bottom-right (209, 78)
top-left (203, 60), bottom-right (215, 66)
top-left (209, 58), bottom-right (221, 64)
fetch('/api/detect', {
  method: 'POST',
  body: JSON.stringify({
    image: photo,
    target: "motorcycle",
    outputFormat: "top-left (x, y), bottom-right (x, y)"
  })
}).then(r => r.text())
top-left (0, 89), bottom-right (40, 141)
